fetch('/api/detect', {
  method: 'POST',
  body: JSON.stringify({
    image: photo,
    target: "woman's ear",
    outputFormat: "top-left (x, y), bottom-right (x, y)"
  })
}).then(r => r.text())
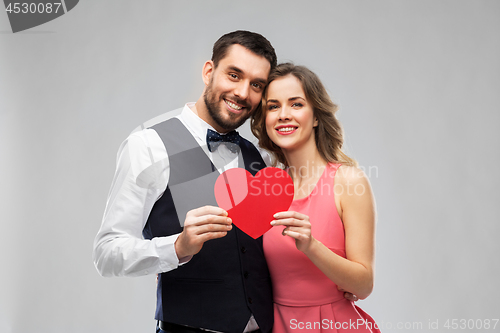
top-left (313, 117), bottom-right (319, 127)
top-left (202, 60), bottom-right (215, 86)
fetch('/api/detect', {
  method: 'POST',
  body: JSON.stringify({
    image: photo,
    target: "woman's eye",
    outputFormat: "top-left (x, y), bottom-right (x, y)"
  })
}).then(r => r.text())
top-left (267, 105), bottom-right (278, 111)
top-left (292, 103), bottom-right (303, 108)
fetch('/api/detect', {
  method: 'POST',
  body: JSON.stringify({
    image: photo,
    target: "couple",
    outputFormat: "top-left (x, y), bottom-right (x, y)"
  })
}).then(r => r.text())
top-left (93, 31), bottom-right (380, 333)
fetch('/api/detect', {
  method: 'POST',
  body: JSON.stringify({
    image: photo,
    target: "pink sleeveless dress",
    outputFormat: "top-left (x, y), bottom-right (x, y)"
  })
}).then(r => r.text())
top-left (263, 163), bottom-right (381, 332)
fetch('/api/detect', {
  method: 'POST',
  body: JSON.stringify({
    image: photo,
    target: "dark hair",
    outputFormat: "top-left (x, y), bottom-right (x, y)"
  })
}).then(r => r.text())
top-left (212, 30), bottom-right (277, 70)
top-left (251, 63), bottom-right (357, 167)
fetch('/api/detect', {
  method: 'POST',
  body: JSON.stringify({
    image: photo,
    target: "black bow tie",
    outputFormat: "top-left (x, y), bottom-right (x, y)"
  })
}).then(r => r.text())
top-left (206, 129), bottom-right (241, 153)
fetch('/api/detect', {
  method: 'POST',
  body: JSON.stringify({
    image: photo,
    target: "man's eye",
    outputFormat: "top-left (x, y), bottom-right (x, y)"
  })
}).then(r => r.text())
top-left (229, 74), bottom-right (238, 79)
top-left (251, 83), bottom-right (263, 90)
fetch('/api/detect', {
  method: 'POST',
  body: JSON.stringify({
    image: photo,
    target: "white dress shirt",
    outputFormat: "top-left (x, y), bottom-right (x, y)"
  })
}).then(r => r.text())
top-left (93, 103), bottom-right (269, 331)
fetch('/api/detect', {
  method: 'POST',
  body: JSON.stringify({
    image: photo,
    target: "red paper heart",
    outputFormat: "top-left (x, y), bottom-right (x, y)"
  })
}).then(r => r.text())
top-left (214, 167), bottom-right (294, 239)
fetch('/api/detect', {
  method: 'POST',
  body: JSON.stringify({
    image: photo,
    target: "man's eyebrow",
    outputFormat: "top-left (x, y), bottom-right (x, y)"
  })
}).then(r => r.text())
top-left (256, 77), bottom-right (268, 85)
top-left (227, 66), bottom-right (267, 85)
top-left (227, 66), bottom-right (243, 74)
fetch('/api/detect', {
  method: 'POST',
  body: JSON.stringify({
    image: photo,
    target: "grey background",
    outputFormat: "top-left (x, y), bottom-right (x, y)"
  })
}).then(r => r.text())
top-left (1, 1), bottom-right (499, 332)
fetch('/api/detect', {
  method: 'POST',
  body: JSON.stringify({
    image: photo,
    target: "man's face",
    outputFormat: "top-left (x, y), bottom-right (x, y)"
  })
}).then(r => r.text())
top-left (203, 44), bottom-right (271, 132)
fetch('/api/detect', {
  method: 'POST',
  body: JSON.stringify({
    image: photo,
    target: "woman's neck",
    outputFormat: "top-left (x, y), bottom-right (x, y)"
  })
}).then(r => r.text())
top-left (284, 147), bottom-right (327, 182)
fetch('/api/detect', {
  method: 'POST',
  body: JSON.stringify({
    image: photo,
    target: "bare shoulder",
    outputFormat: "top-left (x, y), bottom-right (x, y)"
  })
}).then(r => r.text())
top-left (333, 165), bottom-right (374, 209)
top-left (335, 165), bottom-right (371, 189)
top-left (334, 165), bottom-right (376, 229)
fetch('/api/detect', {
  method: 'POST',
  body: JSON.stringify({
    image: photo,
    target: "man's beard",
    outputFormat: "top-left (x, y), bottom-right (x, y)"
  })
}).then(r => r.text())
top-left (203, 80), bottom-right (253, 132)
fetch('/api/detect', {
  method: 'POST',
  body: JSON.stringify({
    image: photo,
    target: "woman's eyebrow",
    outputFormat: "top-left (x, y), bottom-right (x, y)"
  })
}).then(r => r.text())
top-left (267, 97), bottom-right (305, 103)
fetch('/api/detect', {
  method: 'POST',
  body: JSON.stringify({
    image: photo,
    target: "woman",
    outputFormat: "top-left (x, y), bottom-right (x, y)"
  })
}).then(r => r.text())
top-left (251, 63), bottom-right (380, 332)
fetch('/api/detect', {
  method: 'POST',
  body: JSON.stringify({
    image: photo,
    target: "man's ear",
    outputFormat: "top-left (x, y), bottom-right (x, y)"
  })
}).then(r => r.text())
top-left (202, 60), bottom-right (215, 86)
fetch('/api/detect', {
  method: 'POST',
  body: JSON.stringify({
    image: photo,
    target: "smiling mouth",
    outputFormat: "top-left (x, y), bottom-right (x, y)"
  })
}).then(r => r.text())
top-left (224, 99), bottom-right (244, 112)
top-left (276, 126), bottom-right (298, 134)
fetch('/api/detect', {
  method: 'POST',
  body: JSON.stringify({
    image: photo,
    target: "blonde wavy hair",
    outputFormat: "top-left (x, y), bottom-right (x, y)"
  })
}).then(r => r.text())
top-left (251, 63), bottom-right (357, 168)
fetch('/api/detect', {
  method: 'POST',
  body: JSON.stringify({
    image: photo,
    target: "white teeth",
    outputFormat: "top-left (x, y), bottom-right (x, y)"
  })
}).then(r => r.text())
top-left (226, 100), bottom-right (242, 110)
top-left (277, 127), bottom-right (296, 132)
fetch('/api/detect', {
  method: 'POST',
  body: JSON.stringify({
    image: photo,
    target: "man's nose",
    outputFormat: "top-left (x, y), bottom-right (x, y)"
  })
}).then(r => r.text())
top-left (234, 82), bottom-right (250, 100)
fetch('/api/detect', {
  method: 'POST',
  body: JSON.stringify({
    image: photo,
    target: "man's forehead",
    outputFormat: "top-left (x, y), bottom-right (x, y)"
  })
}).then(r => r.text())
top-left (218, 44), bottom-right (271, 79)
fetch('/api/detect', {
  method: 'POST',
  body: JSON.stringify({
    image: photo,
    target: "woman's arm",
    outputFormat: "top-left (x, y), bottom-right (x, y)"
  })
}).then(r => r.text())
top-left (271, 166), bottom-right (376, 299)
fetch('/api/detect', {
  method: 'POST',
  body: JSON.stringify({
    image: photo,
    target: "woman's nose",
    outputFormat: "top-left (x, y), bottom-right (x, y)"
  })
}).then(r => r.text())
top-left (278, 106), bottom-right (291, 120)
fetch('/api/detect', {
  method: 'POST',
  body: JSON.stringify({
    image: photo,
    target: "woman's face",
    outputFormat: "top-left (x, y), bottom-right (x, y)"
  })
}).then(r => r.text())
top-left (265, 74), bottom-right (318, 153)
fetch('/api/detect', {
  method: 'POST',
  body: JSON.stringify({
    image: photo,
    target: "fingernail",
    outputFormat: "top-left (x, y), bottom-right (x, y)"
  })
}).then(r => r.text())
top-left (227, 218), bottom-right (232, 223)
top-left (273, 213), bottom-right (279, 218)
top-left (270, 221), bottom-right (276, 225)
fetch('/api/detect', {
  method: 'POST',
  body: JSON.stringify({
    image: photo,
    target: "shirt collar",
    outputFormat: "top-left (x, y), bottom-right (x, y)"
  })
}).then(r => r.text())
top-left (178, 103), bottom-right (216, 145)
top-left (178, 103), bottom-right (242, 171)
top-left (179, 102), bottom-right (238, 144)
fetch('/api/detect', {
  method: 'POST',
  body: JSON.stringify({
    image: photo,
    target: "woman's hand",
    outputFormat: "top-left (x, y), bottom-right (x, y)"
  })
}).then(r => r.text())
top-left (271, 211), bottom-right (315, 253)
top-left (337, 286), bottom-right (359, 301)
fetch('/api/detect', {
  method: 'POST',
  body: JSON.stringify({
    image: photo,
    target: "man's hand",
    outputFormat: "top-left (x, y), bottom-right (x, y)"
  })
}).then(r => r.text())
top-left (174, 206), bottom-right (233, 259)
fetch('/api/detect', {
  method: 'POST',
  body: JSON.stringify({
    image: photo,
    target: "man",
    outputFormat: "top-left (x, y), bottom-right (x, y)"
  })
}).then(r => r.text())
top-left (93, 31), bottom-right (277, 333)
